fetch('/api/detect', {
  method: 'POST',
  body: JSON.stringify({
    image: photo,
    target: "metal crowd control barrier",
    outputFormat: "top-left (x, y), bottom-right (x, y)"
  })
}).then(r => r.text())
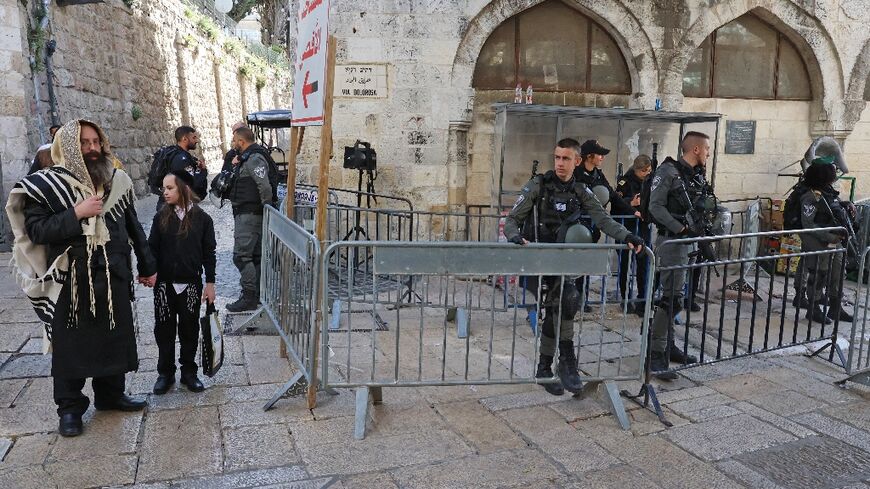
top-left (240, 206), bottom-right (322, 410)
top-left (319, 240), bottom-right (655, 439)
top-left (839, 245), bottom-right (870, 388)
top-left (625, 227), bottom-right (850, 425)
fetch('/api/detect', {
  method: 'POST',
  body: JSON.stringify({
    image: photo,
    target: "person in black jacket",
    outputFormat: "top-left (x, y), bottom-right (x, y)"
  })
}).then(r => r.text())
top-left (148, 170), bottom-right (217, 395)
top-left (574, 140), bottom-right (637, 218)
top-left (614, 155), bottom-right (652, 314)
top-left (156, 127), bottom-right (208, 209)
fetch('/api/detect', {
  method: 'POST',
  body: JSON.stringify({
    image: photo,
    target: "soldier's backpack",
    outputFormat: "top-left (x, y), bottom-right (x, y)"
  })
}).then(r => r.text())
top-left (783, 184), bottom-right (809, 230)
top-left (147, 146), bottom-right (180, 195)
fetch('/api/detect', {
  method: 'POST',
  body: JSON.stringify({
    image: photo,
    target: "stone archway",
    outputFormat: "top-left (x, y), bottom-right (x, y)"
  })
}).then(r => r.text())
top-left (449, 0), bottom-right (660, 119)
top-left (445, 0), bottom-right (661, 207)
top-left (659, 0), bottom-right (844, 132)
top-left (844, 39), bottom-right (870, 128)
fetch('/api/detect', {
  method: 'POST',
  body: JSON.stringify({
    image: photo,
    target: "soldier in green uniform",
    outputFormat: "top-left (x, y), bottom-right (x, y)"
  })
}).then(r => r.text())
top-left (227, 127), bottom-right (274, 312)
top-left (504, 138), bottom-right (644, 396)
top-left (799, 155), bottom-right (854, 324)
top-left (646, 132), bottom-right (708, 380)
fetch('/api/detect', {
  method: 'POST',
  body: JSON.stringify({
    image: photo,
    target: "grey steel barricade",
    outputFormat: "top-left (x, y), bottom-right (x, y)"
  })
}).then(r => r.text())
top-left (292, 205), bottom-right (505, 244)
top-left (839, 245), bottom-right (870, 387)
top-left (625, 227), bottom-right (851, 425)
top-left (243, 206), bottom-right (322, 410)
top-left (320, 240), bottom-right (655, 439)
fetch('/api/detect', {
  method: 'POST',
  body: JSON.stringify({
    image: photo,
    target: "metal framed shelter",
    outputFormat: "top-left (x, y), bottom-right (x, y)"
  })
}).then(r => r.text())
top-left (492, 104), bottom-right (722, 207)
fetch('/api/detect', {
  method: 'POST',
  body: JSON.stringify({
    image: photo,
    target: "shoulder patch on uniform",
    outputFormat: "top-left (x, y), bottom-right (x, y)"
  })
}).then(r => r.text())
top-left (803, 203), bottom-right (815, 218)
top-left (253, 164), bottom-right (267, 179)
top-left (512, 194), bottom-right (525, 210)
top-left (651, 175), bottom-right (662, 191)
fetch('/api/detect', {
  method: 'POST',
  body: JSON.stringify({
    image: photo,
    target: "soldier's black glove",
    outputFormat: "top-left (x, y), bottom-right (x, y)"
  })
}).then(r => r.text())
top-left (624, 234), bottom-right (645, 248)
top-left (508, 235), bottom-right (526, 245)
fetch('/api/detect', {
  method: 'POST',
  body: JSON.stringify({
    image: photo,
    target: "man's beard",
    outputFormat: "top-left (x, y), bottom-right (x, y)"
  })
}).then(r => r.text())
top-left (84, 152), bottom-right (112, 188)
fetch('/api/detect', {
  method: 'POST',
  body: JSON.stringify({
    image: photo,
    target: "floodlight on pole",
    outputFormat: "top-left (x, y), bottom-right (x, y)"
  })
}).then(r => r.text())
top-left (215, 0), bottom-right (233, 14)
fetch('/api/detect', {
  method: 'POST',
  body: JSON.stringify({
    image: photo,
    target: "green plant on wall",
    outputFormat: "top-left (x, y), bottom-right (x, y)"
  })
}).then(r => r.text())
top-left (196, 17), bottom-right (218, 41)
top-left (255, 75), bottom-right (267, 90)
top-left (130, 104), bottom-right (143, 121)
top-left (182, 34), bottom-right (199, 49)
top-left (223, 39), bottom-right (241, 56)
top-left (238, 64), bottom-right (251, 79)
top-left (122, 0), bottom-right (138, 7)
top-left (23, 0), bottom-right (48, 72)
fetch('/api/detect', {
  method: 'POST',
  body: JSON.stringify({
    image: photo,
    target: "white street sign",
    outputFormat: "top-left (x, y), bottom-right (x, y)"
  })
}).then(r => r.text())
top-left (291, 0), bottom-right (330, 126)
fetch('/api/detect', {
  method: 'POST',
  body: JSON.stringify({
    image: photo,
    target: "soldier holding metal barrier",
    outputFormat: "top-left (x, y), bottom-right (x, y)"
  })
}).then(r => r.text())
top-left (503, 138), bottom-right (644, 396)
top-left (646, 132), bottom-right (710, 380)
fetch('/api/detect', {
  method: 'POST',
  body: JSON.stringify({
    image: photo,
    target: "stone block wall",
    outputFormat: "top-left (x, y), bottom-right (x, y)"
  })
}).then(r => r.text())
top-left (0, 0), bottom-right (30, 198)
top-left (4, 0), bottom-right (290, 196)
top-left (286, 0), bottom-right (870, 211)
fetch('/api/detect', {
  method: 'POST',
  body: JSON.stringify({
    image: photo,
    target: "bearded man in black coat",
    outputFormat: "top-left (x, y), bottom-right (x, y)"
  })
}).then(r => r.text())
top-left (6, 119), bottom-right (157, 437)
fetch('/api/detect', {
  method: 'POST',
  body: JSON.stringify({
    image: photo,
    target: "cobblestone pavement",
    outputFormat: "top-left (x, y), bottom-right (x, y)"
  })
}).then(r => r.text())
top-left (0, 196), bottom-right (869, 488)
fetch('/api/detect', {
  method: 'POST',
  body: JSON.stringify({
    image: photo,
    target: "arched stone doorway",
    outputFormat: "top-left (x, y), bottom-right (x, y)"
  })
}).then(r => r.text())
top-left (447, 0), bottom-right (658, 208)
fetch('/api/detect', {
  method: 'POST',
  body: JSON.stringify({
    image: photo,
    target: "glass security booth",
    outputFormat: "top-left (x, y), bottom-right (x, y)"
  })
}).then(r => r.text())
top-left (492, 104), bottom-right (722, 208)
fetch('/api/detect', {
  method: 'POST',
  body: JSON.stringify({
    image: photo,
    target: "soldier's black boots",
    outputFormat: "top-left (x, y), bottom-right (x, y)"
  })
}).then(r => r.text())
top-left (827, 303), bottom-right (853, 323)
top-left (669, 344), bottom-right (698, 364)
top-left (557, 341), bottom-right (583, 393)
top-left (806, 305), bottom-right (832, 325)
top-left (667, 330), bottom-right (698, 364)
top-left (650, 351), bottom-right (678, 381)
top-left (227, 291), bottom-right (259, 312)
top-left (535, 355), bottom-right (564, 396)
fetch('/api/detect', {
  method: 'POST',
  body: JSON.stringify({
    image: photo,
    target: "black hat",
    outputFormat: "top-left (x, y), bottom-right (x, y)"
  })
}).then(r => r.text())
top-left (169, 169), bottom-right (195, 188)
top-left (580, 139), bottom-right (610, 156)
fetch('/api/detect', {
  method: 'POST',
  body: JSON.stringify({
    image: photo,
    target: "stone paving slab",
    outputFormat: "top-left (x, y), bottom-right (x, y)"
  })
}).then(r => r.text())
top-left (297, 429), bottom-right (473, 477)
top-left (222, 424), bottom-right (300, 472)
top-left (0, 378), bottom-right (25, 407)
top-left (389, 448), bottom-right (562, 489)
top-left (48, 410), bottom-right (142, 461)
top-left (434, 399), bottom-right (528, 454)
top-left (665, 413), bottom-right (797, 461)
top-left (498, 406), bottom-right (622, 474)
top-left (0, 354), bottom-right (51, 379)
top-left (45, 453), bottom-right (138, 487)
top-left (734, 435), bottom-right (870, 489)
top-left (136, 407), bottom-right (223, 483)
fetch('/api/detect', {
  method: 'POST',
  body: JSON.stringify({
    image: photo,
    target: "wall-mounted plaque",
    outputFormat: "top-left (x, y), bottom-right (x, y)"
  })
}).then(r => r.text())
top-left (725, 120), bottom-right (756, 154)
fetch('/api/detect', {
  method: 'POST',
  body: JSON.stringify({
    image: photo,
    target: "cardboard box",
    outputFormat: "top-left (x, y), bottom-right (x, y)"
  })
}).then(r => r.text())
top-left (770, 199), bottom-right (785, 231)
top-left (776, 234), bottom-right (801, 275)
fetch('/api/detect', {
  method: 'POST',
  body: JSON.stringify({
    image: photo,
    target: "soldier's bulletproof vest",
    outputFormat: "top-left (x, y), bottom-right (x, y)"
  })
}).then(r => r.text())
top-left (230, 148), bottom-right (264, 214)
top-left (662, 160), bottom-right (699, 222)
top-left (522, 172), bottom-right (583, 243)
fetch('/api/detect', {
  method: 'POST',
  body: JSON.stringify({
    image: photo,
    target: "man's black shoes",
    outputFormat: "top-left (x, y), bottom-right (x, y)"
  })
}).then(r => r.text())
top-left (180, 373), bottom-right (205, 393)
top-left (806, 305), bottom-right (832, 325)
top-left (227, 292), bottom-right (259, 312)
top-left (650, 351), bottom-right (678, 381)
top-left (535, 355), bottom-right (564, 396)
top-left (827, 305), bottom-right (853, 323)
top-left (153, 375), bottom-right (175, 395)
top-left (94, 395), bottom-right (148, 412)
top-left (58, 413), bottom-right (83, 437)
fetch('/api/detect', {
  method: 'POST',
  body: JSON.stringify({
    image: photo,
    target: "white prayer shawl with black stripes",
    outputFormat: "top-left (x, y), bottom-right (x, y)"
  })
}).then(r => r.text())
top-left (5, 166), bottom-right (135, 345)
